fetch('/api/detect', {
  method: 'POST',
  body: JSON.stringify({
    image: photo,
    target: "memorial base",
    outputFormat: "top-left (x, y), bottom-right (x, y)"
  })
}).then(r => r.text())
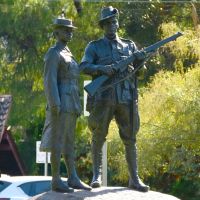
top-left (29, 186), bottom-right (181, 200)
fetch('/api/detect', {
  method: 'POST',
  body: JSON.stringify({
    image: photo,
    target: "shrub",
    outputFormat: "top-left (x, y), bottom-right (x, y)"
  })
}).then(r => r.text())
top-left (106, 66), bottom-right (200, 198)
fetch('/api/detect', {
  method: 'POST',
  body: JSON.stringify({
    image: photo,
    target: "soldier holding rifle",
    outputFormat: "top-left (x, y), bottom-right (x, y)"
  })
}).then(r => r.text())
top-left (80, 6), bottom-right (149, 192)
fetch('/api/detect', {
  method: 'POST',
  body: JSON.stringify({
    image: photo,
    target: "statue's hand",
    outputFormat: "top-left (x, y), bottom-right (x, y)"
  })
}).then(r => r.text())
top-left (98, 65), bottom-right (115, 76)
top-left (134, 50), bottom-right (146, 60)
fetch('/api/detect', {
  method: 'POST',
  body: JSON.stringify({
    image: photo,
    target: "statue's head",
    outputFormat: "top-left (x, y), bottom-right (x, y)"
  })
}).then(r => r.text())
top-left (99, 6), bottom-right (119, 27)
top-left (98, 6), bottom-right (119, 37)
top-left (52, 17), bottom-right (77, 43)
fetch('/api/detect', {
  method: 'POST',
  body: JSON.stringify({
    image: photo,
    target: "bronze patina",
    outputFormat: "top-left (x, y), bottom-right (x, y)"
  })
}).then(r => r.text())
top-left (80, 6), bottom-right (149, 192)
top-left (40, 16), bottom-right (91, 193)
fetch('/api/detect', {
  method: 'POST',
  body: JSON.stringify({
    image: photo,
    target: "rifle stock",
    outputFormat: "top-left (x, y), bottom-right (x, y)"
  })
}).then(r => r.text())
top-left (84, 53), bottom-right (137, 96)
top-left (84, 75), bottom-right (108, 96)
top-left (84, 32), bottom-right (183, 96)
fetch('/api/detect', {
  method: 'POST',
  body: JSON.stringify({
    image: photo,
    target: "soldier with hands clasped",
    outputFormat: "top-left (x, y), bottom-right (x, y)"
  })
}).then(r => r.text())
top-left (40, 16), bottom-right (91, 193)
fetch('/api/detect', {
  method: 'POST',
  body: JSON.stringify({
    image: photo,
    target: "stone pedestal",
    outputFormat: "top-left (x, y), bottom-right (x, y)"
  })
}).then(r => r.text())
top-left (29, 187), bottom-right (181, 200)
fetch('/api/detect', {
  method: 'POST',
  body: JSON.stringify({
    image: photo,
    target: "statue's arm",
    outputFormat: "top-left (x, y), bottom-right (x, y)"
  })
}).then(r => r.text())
top-left (44, 49), bottom-right (61, 113)
top-left (79, 42), bottom-right (101, 76)
top-left (130, 42), bottom-right (147, 80)
top-left (80, 42), bottom-right (115, 77)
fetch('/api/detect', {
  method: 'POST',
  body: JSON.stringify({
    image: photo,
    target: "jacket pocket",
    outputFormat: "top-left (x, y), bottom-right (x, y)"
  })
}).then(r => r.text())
top-left (96, 55), bottom-right (113, 65)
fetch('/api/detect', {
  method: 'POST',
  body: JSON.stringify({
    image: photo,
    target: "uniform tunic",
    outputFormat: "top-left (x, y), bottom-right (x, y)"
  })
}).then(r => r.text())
top-left (40, 41), bottom-right (81, 156)
top-left (80, 36), bottom-right (141, 146)
top-left (81, 36), bottom-right (138, 104)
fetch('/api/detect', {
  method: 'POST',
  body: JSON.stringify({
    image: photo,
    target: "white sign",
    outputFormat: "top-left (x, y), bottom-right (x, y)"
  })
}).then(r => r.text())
top-left (83, 80), bottom-right (91, 117)
top-left (36, 141), bottom-right (51, 163)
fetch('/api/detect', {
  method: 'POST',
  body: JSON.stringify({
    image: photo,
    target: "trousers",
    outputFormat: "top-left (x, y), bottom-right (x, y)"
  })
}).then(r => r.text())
top-left (88, 100), bottom-right (140, 147)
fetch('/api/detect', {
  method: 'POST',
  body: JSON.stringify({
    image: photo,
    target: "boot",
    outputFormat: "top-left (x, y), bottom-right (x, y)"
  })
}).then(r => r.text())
top-left (90, 141), bottom-right (103, 188)
top-left (68, 177), bottom-right (92, 191)
top-left (63, 155), bottom-right (92, 191)
top-left (125, 144), bottom-right (150, 192)
top-left (51, 178), bottom-right (74, 193)
top-left (51, 151), bottom-right (74, 193)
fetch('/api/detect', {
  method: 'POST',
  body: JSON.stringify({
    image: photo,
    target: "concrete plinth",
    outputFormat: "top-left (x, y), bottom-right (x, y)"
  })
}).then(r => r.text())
top-left (29, 187), bottom-right (181, 200)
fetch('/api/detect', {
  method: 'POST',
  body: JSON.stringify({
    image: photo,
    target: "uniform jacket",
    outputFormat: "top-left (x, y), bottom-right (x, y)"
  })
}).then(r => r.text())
top-left (44, 41), bottom-right (81, 115)
top-left (80, 36), bottom-right (140, 108)
top-left (40, 41), bottom-right (81, 152)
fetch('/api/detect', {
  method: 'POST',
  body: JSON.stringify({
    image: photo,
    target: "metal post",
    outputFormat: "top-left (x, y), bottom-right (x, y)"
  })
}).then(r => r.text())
top-left (102, 141), bottom-right (107, 186)
top-left (44, 152), bottom-right (48, 176)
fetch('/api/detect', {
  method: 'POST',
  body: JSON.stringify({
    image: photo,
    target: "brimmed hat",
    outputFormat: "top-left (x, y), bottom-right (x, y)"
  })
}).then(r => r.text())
top-left (52, 17), bottom-right (77, 29)
top-left (99, 6), bottom-right (119, 25)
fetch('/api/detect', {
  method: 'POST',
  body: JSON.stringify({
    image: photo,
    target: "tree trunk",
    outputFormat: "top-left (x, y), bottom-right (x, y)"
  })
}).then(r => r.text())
top-left (191, 3), bottom-right (199, 30)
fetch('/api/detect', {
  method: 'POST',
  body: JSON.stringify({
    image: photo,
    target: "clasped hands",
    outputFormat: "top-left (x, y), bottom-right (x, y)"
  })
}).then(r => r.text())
top-left (97, 64), bottom-right (116, 76)
top-left (97, 50), bottom-right (146, 76)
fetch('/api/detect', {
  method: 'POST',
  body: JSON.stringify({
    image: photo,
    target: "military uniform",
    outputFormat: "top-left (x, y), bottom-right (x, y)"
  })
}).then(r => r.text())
top-left (40, 41), bottom-right (81, 157)
top-left (81, 35), bottom-right (140, 138)
top-left (80, 5), bottom-right (149, 191)
top-left (80, 34), bottom-right (145, 187)
top-left (40, 17), bottom-right (91, 192)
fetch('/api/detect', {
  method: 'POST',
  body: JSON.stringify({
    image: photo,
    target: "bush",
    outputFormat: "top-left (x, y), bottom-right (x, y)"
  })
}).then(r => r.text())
top-left (171, 178), bottom-right (200, 200)
top-left (138, 66), bottom-right (200, 180)
top-left (106, 66), bottom-right (200, 199)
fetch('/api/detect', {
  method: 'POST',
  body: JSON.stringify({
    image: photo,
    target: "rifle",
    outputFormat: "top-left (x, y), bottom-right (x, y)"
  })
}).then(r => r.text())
top-left (84, 32), bottom-right (183, 96)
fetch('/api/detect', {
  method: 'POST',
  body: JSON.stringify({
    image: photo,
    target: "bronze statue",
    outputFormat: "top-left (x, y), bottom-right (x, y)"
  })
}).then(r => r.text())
top-left (80, 6), bottom-right (149, 192)
top-left (40, 17), bottom-right (91, 193)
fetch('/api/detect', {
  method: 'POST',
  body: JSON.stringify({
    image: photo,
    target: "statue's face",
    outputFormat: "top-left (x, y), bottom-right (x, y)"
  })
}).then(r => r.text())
top-left (102, 17), bottom-right (119, 37)
top-left (56, 27), bottom-right (73, 43)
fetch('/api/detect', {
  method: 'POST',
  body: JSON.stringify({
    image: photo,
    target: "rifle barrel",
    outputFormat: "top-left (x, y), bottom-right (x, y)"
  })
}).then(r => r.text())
top-left (144, 32), bottom-right (183, 53)
top-left (84, 32), bottom-right (183, 96)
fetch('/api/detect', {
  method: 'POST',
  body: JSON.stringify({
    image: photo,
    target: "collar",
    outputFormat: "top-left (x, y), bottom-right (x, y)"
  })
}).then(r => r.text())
top-left (56, 41), bottom-right (66, 49)
top-left (103, 35), bottom-right (123, 46)
top-left (56, 41), bottom-right (71, 53)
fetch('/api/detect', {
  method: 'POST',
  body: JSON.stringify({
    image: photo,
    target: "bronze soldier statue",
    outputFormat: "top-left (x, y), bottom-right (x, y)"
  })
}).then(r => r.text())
top-left (80, 6), bottom-right (149, 192)
top-left (40, 17), bottom-right (91, 193)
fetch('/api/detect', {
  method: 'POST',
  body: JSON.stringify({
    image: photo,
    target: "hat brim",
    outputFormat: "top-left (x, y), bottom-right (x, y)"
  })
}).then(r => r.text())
top-left (52, 24), bottom-right (77, 29)
top-left (98, 14), bottom-right (118, 25)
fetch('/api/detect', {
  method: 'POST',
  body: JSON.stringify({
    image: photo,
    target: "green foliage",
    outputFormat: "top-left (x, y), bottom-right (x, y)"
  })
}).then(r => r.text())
top-left (138, 67), bottom-right (200, 179)
top-left (119, 1), bottom-right (164, 45)
top-left (106, 66), bottom-right (200, 198)
top-left (159, 22), bottom-right (200, 73)
top-left (170, 178), bottom-right (200, 200)
top-left (109, 67), bottom-right (200, 196)
top-left (0, 0), bottom-right (52, 131)
top-left (119, 2), bottom-right (197, 84)
top-left (119, 1), bottom-right (193, 45)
